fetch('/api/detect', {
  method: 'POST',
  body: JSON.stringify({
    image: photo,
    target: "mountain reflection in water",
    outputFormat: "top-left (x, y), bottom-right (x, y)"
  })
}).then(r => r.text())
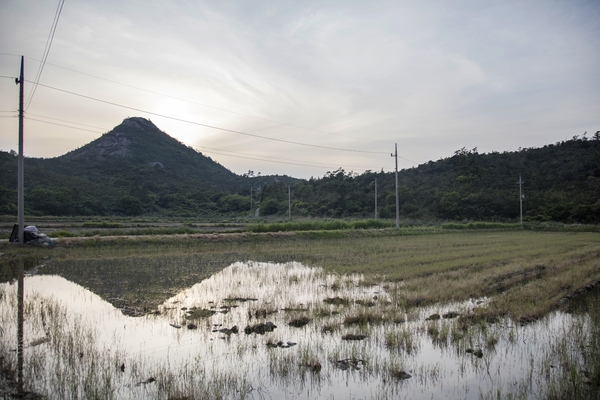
top-left (0, 261), bottom-right (596, 399)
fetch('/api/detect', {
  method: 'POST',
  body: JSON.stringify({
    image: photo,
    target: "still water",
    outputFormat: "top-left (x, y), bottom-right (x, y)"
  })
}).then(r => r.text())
top-left (0, 261), bottom-right (595, 399)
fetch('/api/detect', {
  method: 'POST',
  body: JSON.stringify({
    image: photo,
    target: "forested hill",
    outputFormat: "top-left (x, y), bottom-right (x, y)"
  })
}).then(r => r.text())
top-left (0, 117), bottom-right (297, 216)
top-left (54, 117), bottom-right (241, 190)
top-left (257, 134), bottom-right (600, 223)
top-left (0, 119), bottom-right (598, 222)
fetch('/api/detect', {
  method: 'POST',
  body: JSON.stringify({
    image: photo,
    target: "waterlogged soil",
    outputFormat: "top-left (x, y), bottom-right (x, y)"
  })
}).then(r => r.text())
top-left (28, 254), bottom-right (240, 315)
top-left (0, 260), bottom-right (598, 399)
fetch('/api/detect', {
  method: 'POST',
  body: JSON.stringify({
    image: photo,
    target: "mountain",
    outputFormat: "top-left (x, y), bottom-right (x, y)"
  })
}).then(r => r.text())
top-left (0, 117), bottom-right (296, 216)
top-left (0, 119), bottom-right (598, 222)
top-left (52, 117), bottom-right (242, 189)
top-left (264, 135), bottom-right (600, 223)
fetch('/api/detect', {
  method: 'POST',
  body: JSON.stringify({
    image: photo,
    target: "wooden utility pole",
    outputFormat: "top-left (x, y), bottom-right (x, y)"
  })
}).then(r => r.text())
top-left (518, 175), bottom-right (524, 227)
top-left (17, 56), bottom-right (24, 244)
top-left (288, 185), bottom-right (291, 219)
top-left (374, 178), bottom-right (378, 219)
top-left (395, 144), bottom-right (399, 229)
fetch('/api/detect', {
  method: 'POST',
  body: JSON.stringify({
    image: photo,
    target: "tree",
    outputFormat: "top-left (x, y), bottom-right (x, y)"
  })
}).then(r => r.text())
top-left (260, 199), bottom-right (281, 215)
top-left (119, 196), bottom-right (142, 216)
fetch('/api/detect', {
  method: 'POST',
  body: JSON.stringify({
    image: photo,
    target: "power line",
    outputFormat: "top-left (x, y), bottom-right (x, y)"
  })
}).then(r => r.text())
top-left (24, 57), bottom-right (395, 146)
top-left (27, 113), bottom-right (108, 131)
top-left (196, 145), bottom-right (379, 171)
top-left (25, 117), bottom-right (105, 134)
top-left (24, 0), bottom-right (66, 111)
top-left (392, 152), bottom-right (417, 164)
top-left (7, 52), bottom-right (426, 161)
top-left (199, 148), bottom-right (365, 170)
top-left (30, 81), bottom-right (392, 155)
top-left (19, 111), bottom-right (383, 170)
top-left (20, 113), bottom-right (389, 172)
top-left (396, 142), bottom-right (427, 159)
top-left (14, 109), bottom-right (386, 170)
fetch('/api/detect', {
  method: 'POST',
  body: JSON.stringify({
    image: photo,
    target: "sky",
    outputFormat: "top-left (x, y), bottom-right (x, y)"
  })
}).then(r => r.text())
top-left (0, 0), bottom-right (598, 179)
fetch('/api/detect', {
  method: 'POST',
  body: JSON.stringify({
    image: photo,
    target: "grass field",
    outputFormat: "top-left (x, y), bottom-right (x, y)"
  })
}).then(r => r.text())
top-left (3, 229), bottom-right (599, 321)
top-left (1, 228), bottom-right (599, 399)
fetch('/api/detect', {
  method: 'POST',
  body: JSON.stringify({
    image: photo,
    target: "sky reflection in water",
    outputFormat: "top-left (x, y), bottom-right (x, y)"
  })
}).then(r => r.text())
top-left (0, 261), bottom-right (587, 399)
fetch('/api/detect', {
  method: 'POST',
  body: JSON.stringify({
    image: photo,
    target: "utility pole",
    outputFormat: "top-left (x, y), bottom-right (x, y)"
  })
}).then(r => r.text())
top-left (17, 56), bottom-right (24, 244)
top-left (518, 175), bottom-right (524, 227)
top-left (250, 186), bottom-right (253, 213)
top-left (17, 257), bottom-right (24, 394)
top-left (391, 143), bottom-right (399, 229)
top-left (374, 178), bottom-right (378, 219)
top-left (288, 185), bottom-right (291, 219)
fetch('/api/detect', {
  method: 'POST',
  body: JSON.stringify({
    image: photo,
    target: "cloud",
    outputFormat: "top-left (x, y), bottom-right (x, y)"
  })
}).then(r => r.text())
top-left (0, 0), bottom-right (598, 178)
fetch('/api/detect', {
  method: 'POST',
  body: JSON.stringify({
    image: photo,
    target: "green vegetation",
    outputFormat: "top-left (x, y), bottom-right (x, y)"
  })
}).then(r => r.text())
top-left (441, 221), bottom-right (521, 230)
top-left (3, 229), bottom-right (598, 322)
top-left (0, 117), bottom-right (296, 217)
top-left (81, 221), bottom-right (122, 228)
top-left (0, 118), bottom-right (598, 223)
top-left (46, 226), bottom-right (210, 238)
top-left (247, 218), bottom-right (393, 232)
top-left (272, 136), bottom-right (600, 222)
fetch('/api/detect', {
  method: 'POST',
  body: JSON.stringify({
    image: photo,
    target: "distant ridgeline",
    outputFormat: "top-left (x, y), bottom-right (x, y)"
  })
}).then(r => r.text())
top-left (0, 118), bottom-right (598, 223)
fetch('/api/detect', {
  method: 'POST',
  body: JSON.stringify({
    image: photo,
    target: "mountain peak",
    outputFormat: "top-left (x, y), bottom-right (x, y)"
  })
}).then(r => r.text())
top-left (53, 117), bottom-right (244, 191)
top-left (119, 117), bottom-right (159, 132)
top-left (61, 117), bottom-right (162, 160)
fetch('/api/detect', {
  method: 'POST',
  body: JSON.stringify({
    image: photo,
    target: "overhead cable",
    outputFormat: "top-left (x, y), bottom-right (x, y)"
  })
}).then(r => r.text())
top-left (30, 81), bottom-right (393, 155)
top-left (24, 57), bottom-right (394, 146)
top-left (27, 112), bottom-right (108, 131)
top-left (19, 112), bottom-right (381, 170)
top-left (200, 148), bottom-right (362, 169)
top-left (8, 51), bottom-right (425, 161)
top-left (26, 117), bottom-right (105, 134)
top-left (196, 145), bottom-right (379, 171)
top-left (24, 0), bottom-right (66, 111)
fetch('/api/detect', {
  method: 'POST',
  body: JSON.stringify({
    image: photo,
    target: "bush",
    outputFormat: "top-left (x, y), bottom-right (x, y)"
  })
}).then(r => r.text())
top-left (247, 219), bottom-right (394, 233)
top-left (260, 199), bottom-right (282, 215)
top-left (218, 194), bottom-right (249, 213)
top-left (441, 222), bottom-right (521, 230)
top-left (119, 196), bottom-right (142, 216)
top-left (82, 222), bottom-right (122, 228)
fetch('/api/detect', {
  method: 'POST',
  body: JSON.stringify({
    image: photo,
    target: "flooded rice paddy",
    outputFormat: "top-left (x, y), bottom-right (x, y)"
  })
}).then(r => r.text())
top-left (1, 260), bottom-right (598, 399)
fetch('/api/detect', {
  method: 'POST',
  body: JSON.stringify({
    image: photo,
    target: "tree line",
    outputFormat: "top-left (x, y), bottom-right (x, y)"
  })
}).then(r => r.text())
top-left (0, 133), bottom-right (598, 223)
top-left (255, 134), bottom-right (600, 223)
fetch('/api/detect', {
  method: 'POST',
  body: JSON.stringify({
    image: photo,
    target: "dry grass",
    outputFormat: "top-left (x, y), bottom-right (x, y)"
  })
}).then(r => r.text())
top-left (344, 309), bottom-right (387, 326)
top-left (3, 230), bottom-right (599, 321)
